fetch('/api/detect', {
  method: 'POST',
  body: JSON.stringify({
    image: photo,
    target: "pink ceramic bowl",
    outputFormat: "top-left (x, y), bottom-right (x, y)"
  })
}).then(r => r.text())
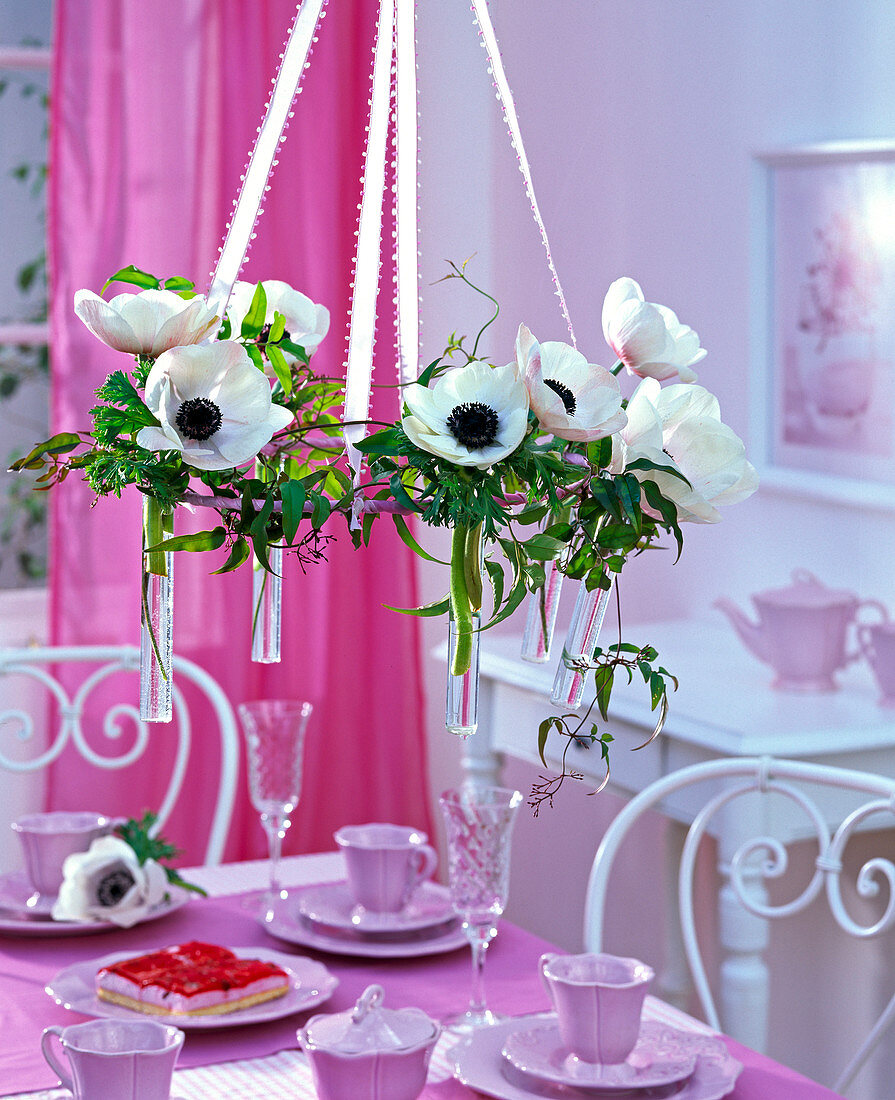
top-left (297, 985), bottom-right (439, 1100)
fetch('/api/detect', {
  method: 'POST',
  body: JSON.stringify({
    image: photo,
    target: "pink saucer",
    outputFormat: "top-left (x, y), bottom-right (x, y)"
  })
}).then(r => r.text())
top-left (297, 880), bottom-right (454, 933)
top-left (502, 1020), bottom-right (697, 1090)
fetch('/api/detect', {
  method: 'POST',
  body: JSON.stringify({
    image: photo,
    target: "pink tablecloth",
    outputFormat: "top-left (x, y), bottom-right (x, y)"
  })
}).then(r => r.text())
top-left (0, 890), bottom-right (843, 1098)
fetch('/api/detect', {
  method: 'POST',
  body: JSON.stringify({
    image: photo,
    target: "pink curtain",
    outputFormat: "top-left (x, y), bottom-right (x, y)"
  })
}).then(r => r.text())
top-left (47, 0), bottom-right (433, 863)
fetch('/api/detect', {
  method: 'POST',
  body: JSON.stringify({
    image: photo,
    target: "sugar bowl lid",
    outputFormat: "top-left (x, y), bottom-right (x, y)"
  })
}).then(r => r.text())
top-left (302, 985), bottom-right (438, 1054)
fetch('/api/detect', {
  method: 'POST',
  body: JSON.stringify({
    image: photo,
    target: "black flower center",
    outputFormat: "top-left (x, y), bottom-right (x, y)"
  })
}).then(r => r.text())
top-left (175, 397), bottom-right (223, 441)
top-left (96, 868), bottom-right (136, 907)
top-left (445, 402), bottom-right (500, 449)
top-left (544, 378), bottom-right (576, 416)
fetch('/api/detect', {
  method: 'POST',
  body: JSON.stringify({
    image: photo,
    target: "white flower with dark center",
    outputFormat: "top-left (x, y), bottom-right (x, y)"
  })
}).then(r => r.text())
top-left (136, 343), bottom-right (294, 471)
top-left (613, 377), bottom-right (758, 523)
top-left (402, 359), bottom-right (529, 469)
top-left (52, 836), bottom-right (169, 928)
top-left (602, 277), bottom-right (706, 384)
top-left (227, 279), bottom-right (330, 365)
top-left (516, 324), bottom-right (627, 442)
top-left (74, 288), bottom-right (219, 358)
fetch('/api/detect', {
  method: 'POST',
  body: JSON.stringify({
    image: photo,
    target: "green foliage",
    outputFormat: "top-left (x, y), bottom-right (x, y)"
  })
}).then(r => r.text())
top-left (115, 812), bottom-right (207, 896)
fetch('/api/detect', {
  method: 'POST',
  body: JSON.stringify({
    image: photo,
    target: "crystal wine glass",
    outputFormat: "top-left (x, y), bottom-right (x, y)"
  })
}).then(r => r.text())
top-left (238, 699), bottom-right (312, 913)
top-left (440, 784), bottom-right (522, 1030)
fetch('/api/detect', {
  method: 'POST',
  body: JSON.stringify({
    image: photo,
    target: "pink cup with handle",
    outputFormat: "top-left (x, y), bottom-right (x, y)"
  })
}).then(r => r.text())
top-left (859, 621), bottom-right (895, 707)
top-left (41, 1019), bottom-right (184, 1100)
top-left (335, 823), bottom-right (438, 913)
top-left (12, 811), bottom-right (116, 899)
top-left (539, 952), bottom-right (654, 1065)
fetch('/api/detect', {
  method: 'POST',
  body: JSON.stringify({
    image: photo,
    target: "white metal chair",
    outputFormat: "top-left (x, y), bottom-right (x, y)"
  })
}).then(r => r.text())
top-left (0, 645), bottom-right (238, 865)
top-left (584, 756), bottom-right (895, 1096)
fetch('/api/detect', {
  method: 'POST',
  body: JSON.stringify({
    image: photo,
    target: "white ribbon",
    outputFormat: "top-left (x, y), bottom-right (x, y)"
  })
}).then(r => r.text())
top-left (205, 0), bottom-right (327, 321)
top-left (469, 0), bottom-right (577, 348)
top-left (394, 0), bottom-right (420, 389)
top-left (343, 0), bottom-right (396, 485)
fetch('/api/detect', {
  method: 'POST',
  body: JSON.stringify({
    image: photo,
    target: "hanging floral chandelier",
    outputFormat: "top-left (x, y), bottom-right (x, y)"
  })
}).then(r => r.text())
top-left (14, 0), bottom-right (757, 801)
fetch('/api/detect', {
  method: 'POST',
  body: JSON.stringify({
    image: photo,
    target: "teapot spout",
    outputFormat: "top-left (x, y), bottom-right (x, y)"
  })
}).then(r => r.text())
top-left (714, 597), bottom-right (769, 663)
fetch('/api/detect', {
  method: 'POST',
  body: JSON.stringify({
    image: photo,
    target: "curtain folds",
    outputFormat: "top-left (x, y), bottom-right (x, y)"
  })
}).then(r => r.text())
top-left (47, 0), bottom-right (432, 862)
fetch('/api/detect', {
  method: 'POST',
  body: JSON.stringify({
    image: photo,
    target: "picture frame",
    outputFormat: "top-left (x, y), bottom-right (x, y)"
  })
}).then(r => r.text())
top-left (751, 141), bottom-right (895, 508)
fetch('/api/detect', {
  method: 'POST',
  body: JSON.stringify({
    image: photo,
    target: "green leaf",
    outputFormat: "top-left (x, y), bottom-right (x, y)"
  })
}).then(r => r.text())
top-left (483, 558), bottom-right (505, 615)
top-left (389, 472), bottom-right (418, 513)
top-left (163, 276), bottom-right (196, 294)
top-left (310, 492), bottom-right (331, 529)
top-left (101, 265), bottom-right (160, 293)
top-left (245, 343), bottom-right (265, 372)
top-left (355, 427), bottom-right (404, 456)
top-left (649, 671), bottom-right (665, 710)
top-left (392, 514), bottom-right (449, 564)
top-left (145, 527), bottom-right (227, 554)
top-left (211, 536), bottom-right (251, 574)
top-left (9, 432), bottom-right (81, 470)
top-left (241, 283), bottom-right (268, 338)
top-left (384, 594), bottom-right (451, 618)
top-left (522, 533), bottom-right (566, 561)
top-left (415, 357), bottom-right (445, 388)
top-left (537, 717), bottom-right (559, 768)
top-left (594, 664), bottom-right (615, 722)
top-left (267, 310), bottom-right (287, 345)
top-left (281, 480), bottom-right (307, 545)
top-left (266, 344), bottom-right (292, 395)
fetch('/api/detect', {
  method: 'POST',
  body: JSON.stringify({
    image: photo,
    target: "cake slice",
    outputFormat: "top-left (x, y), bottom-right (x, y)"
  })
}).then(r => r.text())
top-left (96, 941), bottom-right (290, 1016)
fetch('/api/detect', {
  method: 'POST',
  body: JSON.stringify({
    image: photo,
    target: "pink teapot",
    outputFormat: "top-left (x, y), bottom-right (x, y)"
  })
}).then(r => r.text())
top-left (715, 569), bottom-right (885, 692)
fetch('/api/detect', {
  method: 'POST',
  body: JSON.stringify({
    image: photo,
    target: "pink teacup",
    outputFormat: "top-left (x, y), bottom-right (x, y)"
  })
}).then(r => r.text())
top-left (859, 621), bottom-right (895, 706)
top-left (12, 811), bottom-right (116, 899)
top-left (335, 823), bottom-right (438, 913)
top-left (41, 1019), bottom-right (184, 1100)
top-left (539, 952), bottom-right (654, 1065)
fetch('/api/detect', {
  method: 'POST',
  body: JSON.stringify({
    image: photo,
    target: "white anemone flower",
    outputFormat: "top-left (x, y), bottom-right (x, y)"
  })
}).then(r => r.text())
top-left (614, 377), bottom-right (758, 523)
top-left (516, 324), bottom-right (627, 442)
top-left (601, 277), bottom-right (706, 384)
top-left (402, 359), bottom-right (529, 470)
top-left (74, 288), bottom-right (219, 358)
top-left (227, 279), bottom-right (330, 366)
top-left (136, 343), bottom-right (294, 471)
top-left (52, 836), bottom-right (169, 928)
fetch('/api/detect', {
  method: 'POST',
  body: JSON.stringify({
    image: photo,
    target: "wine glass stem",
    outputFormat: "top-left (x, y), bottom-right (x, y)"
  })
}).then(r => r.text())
top-left (467, 925), bottom-right (493, 1017)
top-left (264, 816), bottom-right (285, 899)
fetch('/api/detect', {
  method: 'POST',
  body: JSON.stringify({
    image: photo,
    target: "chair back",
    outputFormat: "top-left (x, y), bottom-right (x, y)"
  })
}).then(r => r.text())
top-left (0, 645), bottom-right (238, 865)
top-left (584, 755), bottom-right (895, 1095)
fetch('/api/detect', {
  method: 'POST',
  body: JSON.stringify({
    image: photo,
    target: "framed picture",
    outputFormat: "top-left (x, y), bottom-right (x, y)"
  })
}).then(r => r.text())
top-left (752, 141), bottom-right (895, 507)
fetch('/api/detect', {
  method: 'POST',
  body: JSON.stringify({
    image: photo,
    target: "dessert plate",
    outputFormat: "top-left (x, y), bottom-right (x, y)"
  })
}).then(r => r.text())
top-left (450, 1016), bottom-right (742, 1100)
top-left (296, 879), bottom-right (456, 933)
top-left (261, 898), bottom-right (468, 958)
top-left (0, 872), bottom-right (189, 938)
top-left (502, 1021), bottom-right (697, 1091)
top-left (46, 946), bottom-right (338, 1030)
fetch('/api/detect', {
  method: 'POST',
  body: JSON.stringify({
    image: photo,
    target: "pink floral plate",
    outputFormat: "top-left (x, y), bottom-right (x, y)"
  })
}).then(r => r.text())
top-left (502, 1021), bottom-right (697, 1091)
top-left (260, 894), bottom-right (468, 958)
top-left (0, 872), bottom-right (189, 937)
top-left (449, 1015), bottom-right (742, 1100)
top-left (296, 879), bottom-right (456, 933)
top-left (46, 946), bottom-right (338, 1030)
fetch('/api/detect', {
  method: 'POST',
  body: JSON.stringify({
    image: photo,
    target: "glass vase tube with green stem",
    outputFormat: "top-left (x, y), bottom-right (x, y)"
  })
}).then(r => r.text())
top-left (447, 522), bottom-right (483, 736)
top-left (251, 545), bottom-right (283, 662)
top-left (140, 496), bottom-right (173, 723)
top-left (251, 457), bottom-right (283, 663)
top-left (550, 578), bottom-right (615, 710)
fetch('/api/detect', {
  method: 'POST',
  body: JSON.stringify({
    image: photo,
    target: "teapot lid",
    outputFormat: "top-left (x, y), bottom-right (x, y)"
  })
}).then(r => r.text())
top-left (756, 569), bottom-right (857, 609)
top-left (303, 985), bottom-right (437, 1054)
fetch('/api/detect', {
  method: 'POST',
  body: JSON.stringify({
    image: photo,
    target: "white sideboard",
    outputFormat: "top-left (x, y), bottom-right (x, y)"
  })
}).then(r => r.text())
top-left (461, 618), bottom-right (895, 1053)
